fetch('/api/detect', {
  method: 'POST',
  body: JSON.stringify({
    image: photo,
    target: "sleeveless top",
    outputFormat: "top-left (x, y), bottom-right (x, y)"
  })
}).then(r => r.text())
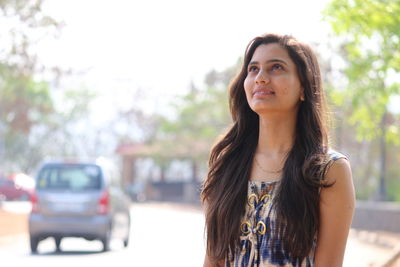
top-left (225, 150), bottom-right (347, 267)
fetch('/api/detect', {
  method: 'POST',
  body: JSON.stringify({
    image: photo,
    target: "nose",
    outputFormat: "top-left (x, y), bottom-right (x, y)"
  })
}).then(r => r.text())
top-left (255, 69), bottom-right (269, 84)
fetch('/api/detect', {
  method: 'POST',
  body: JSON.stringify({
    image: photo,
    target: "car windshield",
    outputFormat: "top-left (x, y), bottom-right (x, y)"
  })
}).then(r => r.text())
top-left (37, 164), bottom-right (102, 191)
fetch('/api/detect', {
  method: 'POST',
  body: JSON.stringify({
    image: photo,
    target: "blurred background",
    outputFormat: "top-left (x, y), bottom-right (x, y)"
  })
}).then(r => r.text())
top-left (0, 0), bottom-right (400, 266)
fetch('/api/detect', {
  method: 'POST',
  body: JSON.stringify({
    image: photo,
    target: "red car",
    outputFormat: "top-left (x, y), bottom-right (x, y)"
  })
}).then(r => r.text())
top-left (0, 173), bottom-right (34, 201)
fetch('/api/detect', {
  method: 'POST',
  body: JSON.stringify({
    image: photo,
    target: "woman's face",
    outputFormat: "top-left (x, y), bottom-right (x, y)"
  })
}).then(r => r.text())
top-left (244, 43), bottom-right (303, 116)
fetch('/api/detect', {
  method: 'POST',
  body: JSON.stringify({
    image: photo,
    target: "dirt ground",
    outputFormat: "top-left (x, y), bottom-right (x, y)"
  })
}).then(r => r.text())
top-left (0, 209), bottom-right (27, 237)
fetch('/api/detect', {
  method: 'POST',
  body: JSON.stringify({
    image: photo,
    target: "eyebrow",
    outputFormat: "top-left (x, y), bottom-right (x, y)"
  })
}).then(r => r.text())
top-left (248, 58), bottom-right (288, 66)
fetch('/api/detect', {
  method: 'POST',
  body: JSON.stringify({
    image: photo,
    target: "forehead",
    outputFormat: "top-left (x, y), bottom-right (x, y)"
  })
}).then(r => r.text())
top-left (250, 43), bottom-right (292, 64)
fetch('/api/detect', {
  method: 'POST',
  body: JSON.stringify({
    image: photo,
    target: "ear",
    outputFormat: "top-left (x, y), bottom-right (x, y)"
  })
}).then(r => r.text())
top-left (300, 87), bottom-right (305, 101)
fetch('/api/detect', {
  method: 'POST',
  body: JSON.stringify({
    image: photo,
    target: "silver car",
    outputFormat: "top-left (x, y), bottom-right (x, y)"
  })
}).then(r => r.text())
top-left (29, 161), bottom-right (131, 253)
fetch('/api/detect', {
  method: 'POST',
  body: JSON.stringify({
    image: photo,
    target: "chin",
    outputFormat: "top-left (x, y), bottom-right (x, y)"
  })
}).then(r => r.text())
top-left (250, 102), bottom-right (274, 112)
top-left (251, 106), bottom-right (273, 115)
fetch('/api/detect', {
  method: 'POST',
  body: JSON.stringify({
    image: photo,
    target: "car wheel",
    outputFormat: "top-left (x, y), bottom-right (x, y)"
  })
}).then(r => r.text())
top-left (123, 218), bottom-right (131, 247)
top-left (30, 235), bottom-right (39, 254)
top-left (123, 233), bottom-right (129, 247)
top-left (54, 237), bottom-right (62, 252)
top-left (101, 226), bottom-right (111, 252)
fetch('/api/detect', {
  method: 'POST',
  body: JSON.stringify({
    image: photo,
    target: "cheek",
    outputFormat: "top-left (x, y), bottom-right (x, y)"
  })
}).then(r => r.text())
top-left (281, 87), bottom-right (301, 100)
top-left (243, 77), bottom-right (250, 91)
top-left (279, 78), bottom-right (301, 96)
top-left (280, 88), bottom-right (299, 97)
top-left (243, 78), bottom-right (252, 96)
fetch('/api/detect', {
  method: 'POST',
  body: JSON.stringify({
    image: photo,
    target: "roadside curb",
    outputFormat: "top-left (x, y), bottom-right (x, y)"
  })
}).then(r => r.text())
top-left (131, 201), bottom-right (202, 213)
top-left (383, 245), bottom-right (400, 267)
top-left (0, 209), bottom-right (28, 237)
top-left (0, 233), bottom-right (27, 247)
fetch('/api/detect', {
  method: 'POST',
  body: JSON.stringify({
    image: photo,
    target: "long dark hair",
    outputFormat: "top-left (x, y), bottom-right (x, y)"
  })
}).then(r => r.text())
top-left (201, 33), bottom-right (330, 264)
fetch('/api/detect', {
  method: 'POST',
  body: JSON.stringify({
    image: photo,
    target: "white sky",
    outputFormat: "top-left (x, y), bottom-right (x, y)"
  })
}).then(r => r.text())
top-left (38, 0), bottom-right (333, 122)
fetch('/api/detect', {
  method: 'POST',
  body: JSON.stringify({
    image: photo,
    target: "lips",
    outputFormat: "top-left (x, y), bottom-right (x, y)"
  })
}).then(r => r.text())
top-left (253, 88), bottom-right (275, 97)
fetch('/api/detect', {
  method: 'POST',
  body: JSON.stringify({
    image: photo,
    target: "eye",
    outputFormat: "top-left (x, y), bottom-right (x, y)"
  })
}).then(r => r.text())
top-left (248, 65), bottom-right (259, 72)
top-left (270, 64), bottom-right (284, 72)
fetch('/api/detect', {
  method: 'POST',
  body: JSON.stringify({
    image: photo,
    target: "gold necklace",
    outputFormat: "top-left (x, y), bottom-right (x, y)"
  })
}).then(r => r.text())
top-left (254, 157), bottom-right (283, 174)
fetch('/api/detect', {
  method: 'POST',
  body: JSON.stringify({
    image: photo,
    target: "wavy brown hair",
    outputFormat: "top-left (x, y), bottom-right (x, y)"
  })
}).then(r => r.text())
top-left (201, 33), bottom-right (331, 265)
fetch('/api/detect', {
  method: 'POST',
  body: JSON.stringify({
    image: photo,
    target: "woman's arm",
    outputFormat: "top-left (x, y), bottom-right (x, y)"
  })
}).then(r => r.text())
top-left (314, 158), bottom-right (355, 267)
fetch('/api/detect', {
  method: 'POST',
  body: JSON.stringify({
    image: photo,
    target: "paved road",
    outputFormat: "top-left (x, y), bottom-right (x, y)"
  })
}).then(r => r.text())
top-left (0, 202), bottom-right (398, 267)
top-left (0, 203), bottom-right (206, 267)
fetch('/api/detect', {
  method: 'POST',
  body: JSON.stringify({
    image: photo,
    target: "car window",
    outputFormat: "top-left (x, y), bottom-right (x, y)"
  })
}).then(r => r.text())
top-left (37, 165), bottom-right (102, 191)
top-left (0, 179), bottom-right (15, 186)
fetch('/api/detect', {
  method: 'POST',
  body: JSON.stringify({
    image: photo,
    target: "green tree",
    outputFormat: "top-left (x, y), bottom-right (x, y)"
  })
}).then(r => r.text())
top-left (0, 64), bottom-right (54, 172)
top-left (0, 0), bottom-right (97, 174)
top-left (0, 0), bottom-right (62, 74)
top-left (0, 70), bottom-right (95, 173)
top-left (324, 0), bottom-right (400, 200)
top-left (155, 61), bottom-right (240, 180)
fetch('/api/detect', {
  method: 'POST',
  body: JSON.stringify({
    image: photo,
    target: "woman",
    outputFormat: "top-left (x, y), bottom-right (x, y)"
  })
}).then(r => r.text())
top-left (201, 33), bottom-right (355, 267)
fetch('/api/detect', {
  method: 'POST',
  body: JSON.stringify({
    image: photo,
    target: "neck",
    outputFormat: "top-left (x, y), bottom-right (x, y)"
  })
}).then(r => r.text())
top-left (256, 113), bottom-right (297, 158)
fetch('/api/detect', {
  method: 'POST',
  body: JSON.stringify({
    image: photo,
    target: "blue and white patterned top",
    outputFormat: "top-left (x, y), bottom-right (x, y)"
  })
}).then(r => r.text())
top-left (225, 150), bottom-right (347, 267)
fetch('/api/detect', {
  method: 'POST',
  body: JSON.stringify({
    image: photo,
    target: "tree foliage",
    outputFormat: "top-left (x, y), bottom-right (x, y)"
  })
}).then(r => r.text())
top-left (156, 61), bottom-right (240, 166)
top-left (324, 0), bottom-right (400, 142)
top-left (0, 0), bottom-right (96, 173)
top-left (0, 0), bottom-right (62, 74)
top-left (324, 0), bottom-right (400, 200)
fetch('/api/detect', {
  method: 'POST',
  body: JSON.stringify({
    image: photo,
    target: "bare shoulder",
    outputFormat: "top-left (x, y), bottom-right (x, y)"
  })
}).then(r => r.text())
top-left (321, 157), bottom-right (355, 204)
top-left (315, 157), bottom-right (355, 266)
top-left (325, 157), bottom-right (351, 182)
